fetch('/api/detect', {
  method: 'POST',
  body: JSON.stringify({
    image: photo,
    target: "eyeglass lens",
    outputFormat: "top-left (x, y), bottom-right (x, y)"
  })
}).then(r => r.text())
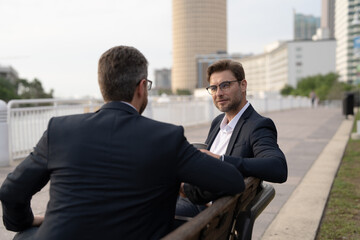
top-left (207, 80), bottom-right (239, 95)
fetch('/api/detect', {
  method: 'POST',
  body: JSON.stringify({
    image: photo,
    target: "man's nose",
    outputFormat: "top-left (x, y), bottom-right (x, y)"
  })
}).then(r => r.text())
top-left (215, 87), bottom-right (224, 96)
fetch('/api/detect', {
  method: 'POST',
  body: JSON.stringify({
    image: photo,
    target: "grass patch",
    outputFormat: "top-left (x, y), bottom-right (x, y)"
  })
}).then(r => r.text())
top-left (316, 111), bottom-right (360, 239)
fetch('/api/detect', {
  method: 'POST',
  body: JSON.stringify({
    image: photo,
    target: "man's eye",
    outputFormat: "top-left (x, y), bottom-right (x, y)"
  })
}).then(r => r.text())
top-left (210, 86), bottom-right (217, 92)
top-left (220, 82), bottom-right (230, 88)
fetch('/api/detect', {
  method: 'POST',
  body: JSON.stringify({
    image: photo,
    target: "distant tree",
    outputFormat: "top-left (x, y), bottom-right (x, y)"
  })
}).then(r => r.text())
top-left (0, 77), bottom-right (53, 102)
top-left (280, 84), bottom-right (295, 96)
top-left (176, 89), bottom-right (192, 95)
top-left (17, 78), bottom-right (53, 99)
top-left (157, 89), bottom-right (173, 95)
top-left (296, 73), bottom-right (338, 100)
top-left (280, 72), bottom-right (355, 101)
top-left (0, 77), bottom-right (19, 102)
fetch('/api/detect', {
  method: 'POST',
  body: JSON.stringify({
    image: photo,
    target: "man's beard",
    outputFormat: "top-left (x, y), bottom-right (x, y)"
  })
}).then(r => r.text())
top-left (216, 94), bottom-right (242, 114)
top-left (217, 100), bottom-right (240, 113)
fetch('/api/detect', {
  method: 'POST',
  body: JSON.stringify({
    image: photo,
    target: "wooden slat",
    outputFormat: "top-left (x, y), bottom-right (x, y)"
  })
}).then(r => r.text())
top-left (162, 177), bottom-right (260, 240)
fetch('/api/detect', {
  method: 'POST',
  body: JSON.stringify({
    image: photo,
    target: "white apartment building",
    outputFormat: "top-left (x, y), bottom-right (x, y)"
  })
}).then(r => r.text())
top-left (335, 0), bottom-right (360, 84)
top-left (238, 40), bottom-right (336, 95)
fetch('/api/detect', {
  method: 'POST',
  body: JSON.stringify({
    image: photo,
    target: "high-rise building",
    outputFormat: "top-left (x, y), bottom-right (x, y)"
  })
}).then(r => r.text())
top-left (335, 0), bottom-right (360, 84)
top-left (314, 0), bottom-right (336, 40)
top-left (172, 0), bottom-right (227, 94)
top-left (154, 68), bottom-right (171, 90)
top-left (294, 11), bottom-right (321, 40)
top-left (321, 0), bottom-right (335, 38)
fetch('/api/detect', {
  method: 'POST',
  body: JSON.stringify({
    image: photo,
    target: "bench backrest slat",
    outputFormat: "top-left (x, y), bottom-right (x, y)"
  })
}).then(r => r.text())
top-left (163, 177), bottom-right (260, 240)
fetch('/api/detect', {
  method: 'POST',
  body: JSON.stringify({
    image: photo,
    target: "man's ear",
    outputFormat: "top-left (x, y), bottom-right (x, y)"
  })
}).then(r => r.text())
top-left (241, 79), bottom-right (247, 91)
top-left (135, 79), bottom-right (146, 98)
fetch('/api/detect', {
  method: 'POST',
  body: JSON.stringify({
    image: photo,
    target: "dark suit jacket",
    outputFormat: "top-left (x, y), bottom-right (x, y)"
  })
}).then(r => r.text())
top-left (184, 104), bottom-right (287, 204)
top-left (0, 101), bottom-right (245, 240)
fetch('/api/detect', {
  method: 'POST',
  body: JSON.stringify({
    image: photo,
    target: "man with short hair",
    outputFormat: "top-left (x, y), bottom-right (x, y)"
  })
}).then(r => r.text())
top-left (0, 46), bottom-right (245, 240)
top-left (176, 59), bottom-right (287, 217)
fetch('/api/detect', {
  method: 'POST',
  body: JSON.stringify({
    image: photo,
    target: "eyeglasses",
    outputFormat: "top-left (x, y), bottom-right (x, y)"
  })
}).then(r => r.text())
top-left (145, 79), bottom-right (152, 90)
top-left (206, 80), bottom-right (242, 95)
top-left (136, 79), bottom-right (152, 90)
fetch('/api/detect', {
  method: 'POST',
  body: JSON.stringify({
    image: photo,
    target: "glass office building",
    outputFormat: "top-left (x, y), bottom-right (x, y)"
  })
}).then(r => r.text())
top-left (294, 12), bottom-right (321, 40)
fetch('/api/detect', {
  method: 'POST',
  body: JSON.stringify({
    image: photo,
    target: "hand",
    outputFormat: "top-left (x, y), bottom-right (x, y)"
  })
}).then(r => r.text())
top-left (200, 149), bottom-right (220, 159)
top-left (32, 215), bottom-right (44, 227)
top-left (179, 182), bottom-right (186, 198)
top-left (205, 202), bottom-right (212, 207)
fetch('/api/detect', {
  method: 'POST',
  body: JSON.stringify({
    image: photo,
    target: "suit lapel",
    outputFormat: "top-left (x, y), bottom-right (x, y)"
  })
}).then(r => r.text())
top-left (225, 105), bottom-right (254, 155)
top-left (206, 118), bottom-right (222, 150)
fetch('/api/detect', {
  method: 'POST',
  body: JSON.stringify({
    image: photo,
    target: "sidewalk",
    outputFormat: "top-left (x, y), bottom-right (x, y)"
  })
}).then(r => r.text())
top-left (262, 109), bottom-right (353, 239)
top-left (0, 106), bottom-right (351, 240)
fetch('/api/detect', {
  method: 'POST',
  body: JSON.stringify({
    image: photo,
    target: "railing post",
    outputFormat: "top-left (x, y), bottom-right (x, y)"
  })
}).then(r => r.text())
top-left (208, 97), bottom-right (214, 121)
top-left (264, 96), bottom-right (268, 113)
top-left (0, 100), bottom-right (10, 166)
top-left (146, 97), bottom-right (153, 119)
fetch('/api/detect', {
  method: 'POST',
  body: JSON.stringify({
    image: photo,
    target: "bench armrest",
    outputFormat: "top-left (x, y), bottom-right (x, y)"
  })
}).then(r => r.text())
top-left (232, 183), bottom-right (275, 240)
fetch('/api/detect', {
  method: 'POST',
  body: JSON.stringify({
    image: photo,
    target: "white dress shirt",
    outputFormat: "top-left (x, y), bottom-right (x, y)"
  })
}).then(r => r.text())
top-left (121, 101), bottom-right (137, 111)
top-left (210, 102), bottom-right (250, 157)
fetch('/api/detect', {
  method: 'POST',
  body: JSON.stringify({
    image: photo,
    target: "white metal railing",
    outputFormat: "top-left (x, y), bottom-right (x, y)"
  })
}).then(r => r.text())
top-left (4, 95), bottom-right (311, 164)
top-left (143, 95), bottom-right (220, 126)
top-left (7, 99), bottom-right (103, 162)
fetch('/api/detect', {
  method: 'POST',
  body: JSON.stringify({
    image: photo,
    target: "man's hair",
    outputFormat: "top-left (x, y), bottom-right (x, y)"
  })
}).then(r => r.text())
top-left (98, 46), bottom-right (148, 102)
top-left (206, 59), bottom-right (245, 82)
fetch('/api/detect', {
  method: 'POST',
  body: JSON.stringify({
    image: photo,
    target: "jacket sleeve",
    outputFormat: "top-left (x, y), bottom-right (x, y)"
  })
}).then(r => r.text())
top-left (0, 130), bottom-right (50, 232)
top-left (224, 118), bottom-right (287, 183)
top-left (183, 184), bottom-right (217, 205)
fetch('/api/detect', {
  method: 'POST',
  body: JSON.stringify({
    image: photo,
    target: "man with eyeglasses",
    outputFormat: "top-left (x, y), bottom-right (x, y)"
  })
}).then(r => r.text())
top-left (176, 59), bottom-right (287, 219)
top-left (0, 47), bottom-right (245, 240)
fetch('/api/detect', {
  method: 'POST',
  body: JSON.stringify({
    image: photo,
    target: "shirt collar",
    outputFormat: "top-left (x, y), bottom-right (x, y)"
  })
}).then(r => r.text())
top-left (120, 101), bottom-right (138, 111)
top-left (220, 101), bottom-right (250, 132)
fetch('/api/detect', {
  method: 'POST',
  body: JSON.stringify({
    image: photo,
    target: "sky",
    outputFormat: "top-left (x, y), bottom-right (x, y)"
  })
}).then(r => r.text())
top-left (0, 0), bottom-right (321, 99)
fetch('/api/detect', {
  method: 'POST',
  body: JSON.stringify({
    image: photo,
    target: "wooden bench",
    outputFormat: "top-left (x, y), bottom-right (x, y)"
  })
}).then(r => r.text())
top-left (162, 177), bottom-right (275, 240)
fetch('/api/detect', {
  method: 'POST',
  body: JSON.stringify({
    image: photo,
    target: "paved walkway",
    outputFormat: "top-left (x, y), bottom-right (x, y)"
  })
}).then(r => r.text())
top-left (254, 107), bottom-right (352, 239)
top-left (0, 106), bottom-right (352, 240)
